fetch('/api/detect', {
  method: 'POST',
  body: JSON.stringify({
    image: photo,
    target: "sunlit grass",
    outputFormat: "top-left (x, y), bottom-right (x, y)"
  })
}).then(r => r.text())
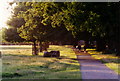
top-left (47, 45), bottom-right (77, 59)
top-left (2, 45), bottom-right (81, 79)
top-left (105, 63), bottom-right (119, 74)
top-left (88, 49), bottom-right (119, 74)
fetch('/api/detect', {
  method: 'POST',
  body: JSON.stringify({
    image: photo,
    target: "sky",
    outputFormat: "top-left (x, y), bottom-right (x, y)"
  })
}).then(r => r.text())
top-left (0, 0), bottom-right (15, 29)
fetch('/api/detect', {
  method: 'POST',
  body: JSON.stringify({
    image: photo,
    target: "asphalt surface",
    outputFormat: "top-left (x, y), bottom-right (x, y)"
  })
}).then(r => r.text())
top-left (77, 52), bottom-right (119, 80)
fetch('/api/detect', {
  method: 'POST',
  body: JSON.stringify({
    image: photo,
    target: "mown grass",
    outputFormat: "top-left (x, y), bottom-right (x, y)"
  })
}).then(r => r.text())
top-left (87, 49), bottom-right (120, 75)
top-left (2, 45), bottom-right (81, 79)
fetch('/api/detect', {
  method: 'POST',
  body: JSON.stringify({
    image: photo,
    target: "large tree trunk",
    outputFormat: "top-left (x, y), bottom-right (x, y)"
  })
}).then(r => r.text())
top-left (96, 38), bottom-right (106, 51)
top-left (84, 40), bottom-right (90, 48)
top-left (72, 39), bottom-right (78, 48)
top-left (108, 40), bottom-right (120, 56)
top-left (116, 42), bottom-right (120, 56)
top-left (39, 41), bottom-right (42, 52)
top-left (115, 24), bottom-right (120, 56)
top-left (107, 40), bottom-right (115, 52)
top-left (113, 41), bottom-right (120, 56)
top-left (42, 42), bottom-right (47, 51)
top-left (46, 42), bottom-right (49, 48)
top-left (32, 41), bottom-right (38, 55)
top-left (107, 25), bottom-right (120, 56)
top-left (44, 42), bottom-right (49, 51)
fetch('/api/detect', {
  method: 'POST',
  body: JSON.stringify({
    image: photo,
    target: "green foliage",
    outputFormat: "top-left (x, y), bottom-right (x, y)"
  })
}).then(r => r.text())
top-left (38, 2), bottom-right (119, 40)
top-left (7, 2), bottom-right (73, 43)
top-left (6, 2), bottom-right (120, 54)
top-left (7, 2), bottom-right (119, 40)
top-left (8, 2), bottom-right (119, 40)
top-left (2, 28), bottom-right (24, 42)
top-left (39, 2), bottom-right (103, 37)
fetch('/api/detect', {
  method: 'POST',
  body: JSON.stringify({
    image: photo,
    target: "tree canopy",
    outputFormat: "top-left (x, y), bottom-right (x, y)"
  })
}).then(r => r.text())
top-left (5, 2), bottom-right (120, 55)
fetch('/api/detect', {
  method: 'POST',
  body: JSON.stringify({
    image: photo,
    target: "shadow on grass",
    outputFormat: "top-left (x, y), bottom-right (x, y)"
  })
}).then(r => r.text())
top-left (2, 79), bottom-right (82, 81)
top-left (2, 47), bottom-right (31, 50)
top-left (3, 62), bottom-right (80, 78)
top-left (3, 54), bottom-right (43, 57)
top-left (57, 56), bottom-right (81, 64)
top-left (2, 73), bottom-right (22, 78)
top-left (3, 54), bottom-right (81, 79)
top-left (99, 58), bottom-right (120, 64)
top-left (3, 53), bottom-right (78, 61)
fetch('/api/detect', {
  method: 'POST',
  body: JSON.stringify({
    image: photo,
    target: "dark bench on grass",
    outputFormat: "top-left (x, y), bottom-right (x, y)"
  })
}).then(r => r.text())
top-left (43, 51), bottom-right (60, 57)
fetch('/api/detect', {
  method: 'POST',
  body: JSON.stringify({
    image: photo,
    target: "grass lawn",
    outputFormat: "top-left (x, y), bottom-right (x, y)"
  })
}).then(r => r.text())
top-left (2, 45), bottom-right (81, 79)
top-left (87, 49), bottom-right (120, 75)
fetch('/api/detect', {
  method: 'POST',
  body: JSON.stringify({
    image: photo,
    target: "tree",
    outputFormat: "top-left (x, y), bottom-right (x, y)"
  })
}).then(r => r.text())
top-left (37, 2), bottom-right (104, 49)
top-left (6, 2), bottom-right (39, 55)
top-left (7, 2), bottom-right (74, 55)
top-left (7, 2), bottom-right (119, 55)
top-left (40, 2), bottom-right (119, 53)
top-left (2, 28), bottom-right (24, 43)
top-left (85, 2), bottom-right (120, 53)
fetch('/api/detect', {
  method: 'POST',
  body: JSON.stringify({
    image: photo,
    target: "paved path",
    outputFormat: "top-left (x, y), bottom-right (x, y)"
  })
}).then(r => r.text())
top-left (75, 51), bottom-right (119, 80)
